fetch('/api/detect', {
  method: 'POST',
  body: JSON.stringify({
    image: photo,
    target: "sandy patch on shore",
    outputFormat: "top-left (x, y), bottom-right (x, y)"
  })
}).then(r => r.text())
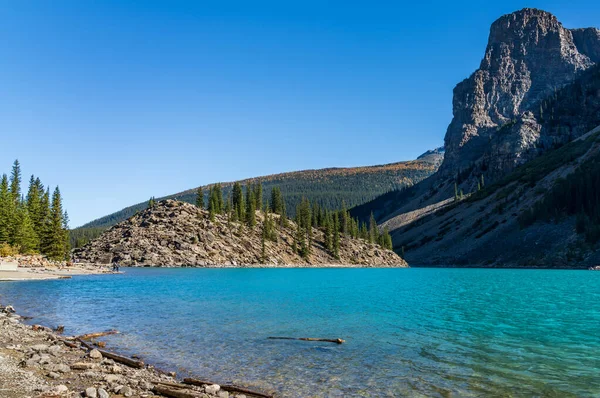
top-left (0, 265), bottom-right (117, 282)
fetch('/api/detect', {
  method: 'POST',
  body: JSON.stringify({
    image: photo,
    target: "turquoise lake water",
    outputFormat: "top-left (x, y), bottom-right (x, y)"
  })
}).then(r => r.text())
top-left (0, 268), bottom-right (599, 397)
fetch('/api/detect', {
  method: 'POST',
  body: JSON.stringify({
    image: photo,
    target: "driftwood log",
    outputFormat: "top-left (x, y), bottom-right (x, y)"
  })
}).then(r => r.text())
top-left (77, 338), bottom-right (145, 369)
top-left (268, 336), bottom-right (345, 344)
top-left (153, 385), bottom-right (202, 398)
top-left (183, 378), bottom-right (274, 398)
top-left (78, 330), bottom-right (119, 340)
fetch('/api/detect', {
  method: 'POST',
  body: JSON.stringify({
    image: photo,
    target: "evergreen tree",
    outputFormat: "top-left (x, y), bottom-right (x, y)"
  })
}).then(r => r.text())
top-left (232, 182), bottom-right (244, 222)
top-left (13, 204), bottom-right (38, 254)
top-left (454, 182), bottom-right (459, 201)
top-left (47, 187), bottom-right (68, 260)
top-left (195, 187), bottom-right (204, 209)
top-left (270, 187), bottom-right (283, 215)
top-left (148, 197), bottom-right (156, 208)
top-left (39, 188), bottom-right (51, 253)
top-left (9, 160), bottom-right (21, 205)
top-left (480, 174), bottom-right (485, 188)
top-left (215, 183), bottom-right (224, 213)
top-left (0, 175), bottom-right (11, 243)
top-left (253, 183), bottom-right (263, 211)
top-left (369, 212), bottom-right (378, 244)
top-left (324, 212), bottom-right (333, 251)
top-left (381, 227), bottom-right (393, 250)
top-left (333, 214), bottom-right (340, 259)
top-left (26, 176), bottom-right (42, 240)
top-left (245, 186), bottom-right (256, 227)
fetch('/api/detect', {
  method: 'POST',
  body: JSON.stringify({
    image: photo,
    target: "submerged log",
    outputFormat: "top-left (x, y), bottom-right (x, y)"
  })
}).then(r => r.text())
top-left (76, 338), bottom-right (145, 369)
top-left (268, 336), bottom-right (345, 344)
top-left (78, 330), bottom-right (119, 340)
top-left (153, 385), bottom-right (202, 398)
top-left (98, 349), bottom-right (145, 369)
top-left (183, 378), bottom-right (274, 398)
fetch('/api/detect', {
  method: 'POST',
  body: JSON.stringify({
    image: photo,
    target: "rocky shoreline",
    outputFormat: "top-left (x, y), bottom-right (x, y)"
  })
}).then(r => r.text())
top-left (0, 304), bottom-right (269, 398)
top-left (0, 255), bottom-right (118, 281)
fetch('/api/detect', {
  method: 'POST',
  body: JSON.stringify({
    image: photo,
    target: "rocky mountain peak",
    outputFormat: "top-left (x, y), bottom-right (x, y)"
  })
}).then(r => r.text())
top-left (439, 8), bottom-right (598, 177)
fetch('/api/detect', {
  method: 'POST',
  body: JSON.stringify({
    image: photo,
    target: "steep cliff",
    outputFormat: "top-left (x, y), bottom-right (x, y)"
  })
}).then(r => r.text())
top-left (441, 8), bottom-right (597, 178)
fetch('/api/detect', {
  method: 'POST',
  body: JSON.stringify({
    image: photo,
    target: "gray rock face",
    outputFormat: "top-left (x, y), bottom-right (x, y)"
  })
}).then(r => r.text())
top-left (572, 27), bottom-right (600, 62)
top-left (440, 8), bottom-right (599, 177)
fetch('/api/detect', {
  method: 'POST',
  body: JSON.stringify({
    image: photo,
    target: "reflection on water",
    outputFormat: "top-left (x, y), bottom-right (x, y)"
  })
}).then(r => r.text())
top-left (0, 268), bottom-right (599, 397)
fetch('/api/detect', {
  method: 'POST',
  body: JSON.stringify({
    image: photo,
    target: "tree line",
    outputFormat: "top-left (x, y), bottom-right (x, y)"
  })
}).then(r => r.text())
top-left (0, 160), bottom-right (70, 260)
top-left (191, 182), bottom-right (393, 260)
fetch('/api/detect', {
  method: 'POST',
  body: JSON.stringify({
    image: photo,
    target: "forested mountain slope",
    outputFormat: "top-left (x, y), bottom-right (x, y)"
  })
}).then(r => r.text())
top-left (71, 153), bottom-right (441, 245)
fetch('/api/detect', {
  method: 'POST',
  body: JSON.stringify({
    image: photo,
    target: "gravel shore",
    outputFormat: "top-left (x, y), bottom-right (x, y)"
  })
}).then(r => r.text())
top-left (0, 304), bottom-right (264, 398)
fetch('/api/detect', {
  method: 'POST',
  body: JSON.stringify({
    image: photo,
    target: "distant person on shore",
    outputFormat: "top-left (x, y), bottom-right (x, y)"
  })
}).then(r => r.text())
top-left (112, 262), bottom-right (120, 272)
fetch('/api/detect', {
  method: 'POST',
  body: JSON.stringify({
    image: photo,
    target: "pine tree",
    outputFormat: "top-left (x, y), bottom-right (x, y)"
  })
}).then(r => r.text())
top-left (14, 205), bottom-right (38, 253)
top-left (270, 187), bottom-right (283, 215)
top-left (381, 227), bottom-right (393, 250)
top-left (369, 212), bottom-right (378, 244)
top-left (253, 183), bottom-right (263, 211)
top-left (9, 160), bottom-right (21, 206)
top-left (324, 212), bottom-right (333, 251)
top-left (148, 197), bottom-right (156, 208)
top-left (39, 188), bottom-right (51, 253)
top-left (195, 187), bottom-right (204, 209)
top-left (480, 174), bottom-right (485, 188)
top-left (232, 182), bottom-right (244, 222)
top-left (26, 175), bottom-right (42, 242)
top-left (245, 186), bottom-right (256, 227)
top-left (460, 189), bottom-right (464, 200)
top-left (333, 214), bottom-right (340, 259)
top-left (215, 183), bottom-right (224, 213)
top-left (47, 187), bottom-right (67, 260)
top-left (454, 182), bottom-right (459, 201)
top-left (0, 174), bottom-right (11, 243)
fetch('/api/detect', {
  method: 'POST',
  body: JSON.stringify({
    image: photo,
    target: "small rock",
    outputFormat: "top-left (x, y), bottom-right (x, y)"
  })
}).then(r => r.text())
top-left (205, 384), bottom-right (220, 395)
top-left (120, 386), bottom-right (133, 397)
top-left (31, 344), bottom-right (49, 352)
top-left (53, 385), bottom-right (69, 394)
top-left (218, 391), bottom-right (229, 398)
top-left (51, 363), bottom-right (71, 373)
top-left (97, 388), bottom-right (110, 398)
top-left (47, 372), bottom-right (60, 379)
top-left (105, 374), bottom-right (125, 384)
top-left (85, 387), bottom-right (98, 398)
top-left (89, 349), bottom-right (103, 359)
top-left (72, 362), bottom-right (97, 370)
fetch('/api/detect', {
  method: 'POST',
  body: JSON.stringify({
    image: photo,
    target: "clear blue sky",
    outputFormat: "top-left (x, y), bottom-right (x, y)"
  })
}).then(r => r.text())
top-left (1, 1), bottom-right (599, 227)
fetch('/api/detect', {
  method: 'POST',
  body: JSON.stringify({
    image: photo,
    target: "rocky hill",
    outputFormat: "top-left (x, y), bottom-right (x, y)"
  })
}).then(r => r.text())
top-left (72, 154), bottom-right (442, 244)
top-left (72, 200), bottom-right (407, 267)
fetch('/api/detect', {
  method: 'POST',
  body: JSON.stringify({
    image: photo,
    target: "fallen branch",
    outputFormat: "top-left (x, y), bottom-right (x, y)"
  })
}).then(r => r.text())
top-left (183, 378), bottom-right (274, 398)
top-left (78, 330), bottom-right (119, 340)
top-left (153, 385), bottom-right (202, 398)
top-left (153, 380), bottom-right (188, 389)
top-left (76, 338), bottom-right (145, 369)
top-left (58, 339), bottom-right (79, 349)
top-left (268, 336), bottom-right (345, 344)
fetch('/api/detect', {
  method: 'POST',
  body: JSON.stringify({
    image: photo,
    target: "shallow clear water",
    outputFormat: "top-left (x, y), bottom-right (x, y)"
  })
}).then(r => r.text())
top-left (0, 268), bottom-right (599, 397)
